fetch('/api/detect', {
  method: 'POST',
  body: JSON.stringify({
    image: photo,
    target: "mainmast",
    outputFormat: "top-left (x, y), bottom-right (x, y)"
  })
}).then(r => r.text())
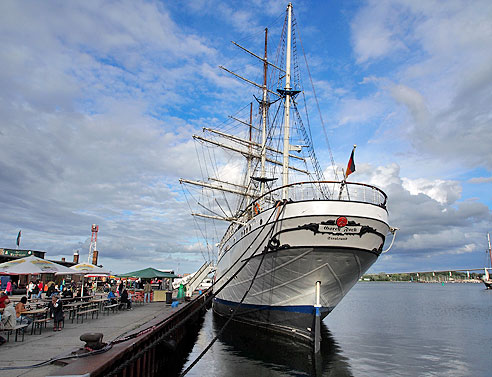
top-left (281, 3), bottom-right (293, 200)
top-left (260, 28), bottom-right (268, 196)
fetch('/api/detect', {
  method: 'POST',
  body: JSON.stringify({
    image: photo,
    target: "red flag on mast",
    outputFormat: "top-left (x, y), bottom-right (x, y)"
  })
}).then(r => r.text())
top-left (345, 146), bottom-right (356, 179)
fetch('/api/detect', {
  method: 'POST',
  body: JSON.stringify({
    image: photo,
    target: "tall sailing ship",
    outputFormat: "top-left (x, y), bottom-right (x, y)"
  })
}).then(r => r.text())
top-left (180, 3), bottom-right (397, 347)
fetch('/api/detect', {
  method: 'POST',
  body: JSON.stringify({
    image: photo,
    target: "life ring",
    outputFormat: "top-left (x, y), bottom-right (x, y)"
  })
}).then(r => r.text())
top-left (254, 202), bottom-right (261, 214)
top-left (267, 238), bottom-right (280, 250)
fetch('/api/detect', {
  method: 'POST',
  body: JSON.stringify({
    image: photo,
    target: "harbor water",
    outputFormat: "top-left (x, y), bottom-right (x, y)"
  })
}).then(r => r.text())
top-left (180, 282), bottom-right (492, 376)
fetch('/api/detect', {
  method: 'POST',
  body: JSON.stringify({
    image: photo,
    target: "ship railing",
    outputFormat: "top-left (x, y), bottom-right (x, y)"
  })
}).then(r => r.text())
top-left (244, 181), bottom-right (387, 215)
top-left (220, 181), bottom-right (387, 245)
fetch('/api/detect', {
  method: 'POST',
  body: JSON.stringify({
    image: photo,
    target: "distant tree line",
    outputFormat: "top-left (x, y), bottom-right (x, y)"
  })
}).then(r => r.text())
top-left (362, 271), bottom-right (483, 282)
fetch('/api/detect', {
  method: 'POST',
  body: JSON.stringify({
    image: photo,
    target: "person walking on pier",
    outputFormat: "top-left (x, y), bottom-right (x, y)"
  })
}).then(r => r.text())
top-left (144, 281), bottom-right (152, 303)
top-left (36, 280), bottom-right (44, 299)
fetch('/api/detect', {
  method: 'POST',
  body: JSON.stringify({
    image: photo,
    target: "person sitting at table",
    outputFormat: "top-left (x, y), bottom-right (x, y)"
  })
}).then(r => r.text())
top-left (0, 297), bottom-right (16, 329)
top-left (84, 283), bottom-right (92, 296)
top-left (61, 286), bottom-right (73, 299)
top-left (107, 289), bottom-right (117, 304)
top-left (32, 282), bottom-right (40, 299)
top-left (0, 292), bottom-right (8, 309)
top-left (46, 283), bottom-right (56, 298)
top-left (120, 287), bottom-right (132, 310)
top-left (118, 281), bottom-right (124, 296)
top-left (48, 295), bottom-right (63, 331)
top-left (15, 296), bottom-right (33, 325)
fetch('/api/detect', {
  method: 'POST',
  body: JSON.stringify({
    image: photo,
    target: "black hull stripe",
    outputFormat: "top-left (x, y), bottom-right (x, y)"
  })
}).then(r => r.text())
top-left (241, 245), bottom-right (381, 263)
top-left (213, 297), bottom-right (332, 315)
top-left (219, 211), bottom-right (388, 263)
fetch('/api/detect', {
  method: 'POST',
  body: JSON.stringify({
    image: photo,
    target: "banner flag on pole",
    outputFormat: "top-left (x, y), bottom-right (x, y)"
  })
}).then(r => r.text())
top-left (16, 230), bottom-right (21, 247)
top-left (345, 145), bottom-right (356, 179)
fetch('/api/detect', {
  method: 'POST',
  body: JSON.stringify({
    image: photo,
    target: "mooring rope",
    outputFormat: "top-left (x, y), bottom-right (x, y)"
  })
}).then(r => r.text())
top-left (102, 201), bottom-right (287, 377)
top-left (107, 201), bottom-right (287, 377)
top-left (179, 201), bottom-right (287, 377)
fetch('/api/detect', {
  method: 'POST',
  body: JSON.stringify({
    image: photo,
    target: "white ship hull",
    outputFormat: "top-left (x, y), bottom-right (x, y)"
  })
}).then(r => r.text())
top-left (213, 199), bottom-right (389, 342)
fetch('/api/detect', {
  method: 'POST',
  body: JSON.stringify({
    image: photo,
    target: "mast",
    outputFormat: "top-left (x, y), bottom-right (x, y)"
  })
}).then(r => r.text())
top-left (247, 102), bottom-right (253, 197)
top-left (488, 233), bottom-right (492, 269)
top-left (260, 28), bottom-right (268, 196)
top-left (282, 3), bottom-right (293, 200)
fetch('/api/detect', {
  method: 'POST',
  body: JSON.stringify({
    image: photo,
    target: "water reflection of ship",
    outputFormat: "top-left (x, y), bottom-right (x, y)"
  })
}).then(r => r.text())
top-left (213, 315), bottom-right (353, 377)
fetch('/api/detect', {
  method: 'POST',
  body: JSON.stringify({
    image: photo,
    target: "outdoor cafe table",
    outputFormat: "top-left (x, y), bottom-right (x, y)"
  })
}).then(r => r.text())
top-left (89, 298), bottom-right (108, 312)
top-left (64, 302), bottom-right (88, 322)
top-left (21, 307), bottom-right (48, 319)
top-left (21, 307), bottom-right (49, 334)
top-left (74, 295), bottom-right (93, 301)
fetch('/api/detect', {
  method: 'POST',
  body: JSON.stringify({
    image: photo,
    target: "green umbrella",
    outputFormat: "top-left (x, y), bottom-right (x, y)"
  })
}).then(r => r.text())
top-left (116, 267), bottom-right (178, 279)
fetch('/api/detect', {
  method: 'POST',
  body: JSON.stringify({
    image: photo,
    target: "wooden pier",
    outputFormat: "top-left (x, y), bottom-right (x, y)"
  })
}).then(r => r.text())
top-left (0, 291), bottom-right (210, 377)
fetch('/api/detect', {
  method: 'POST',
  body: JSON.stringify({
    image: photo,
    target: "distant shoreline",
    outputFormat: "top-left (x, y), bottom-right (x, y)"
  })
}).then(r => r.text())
top-left (359, 280), bottom-right (483, 284)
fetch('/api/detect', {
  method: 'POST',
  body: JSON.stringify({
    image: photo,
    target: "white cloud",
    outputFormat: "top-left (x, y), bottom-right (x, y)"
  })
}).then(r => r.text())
top-left (389, 84), bottom-right (430, 127)
top-left (351, 0), bottom-right (408, 63)
top-left (468, 177), bottom-right (492, 184)
top-left (402, 177), bottom-right (461, 205)
top-left (349, 162), bottom-right (491, 270)
top-left (336, 97), bottom-right (384, 126)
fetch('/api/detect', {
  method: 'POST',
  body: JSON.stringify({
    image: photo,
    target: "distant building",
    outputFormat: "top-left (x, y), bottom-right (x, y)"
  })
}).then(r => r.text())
top-left (0, 248), bottom-right (76, 266)
top-left (0, 248), bottom-right (45, 263)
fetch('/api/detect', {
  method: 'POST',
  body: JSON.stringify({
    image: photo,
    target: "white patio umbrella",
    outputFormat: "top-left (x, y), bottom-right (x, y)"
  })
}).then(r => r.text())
top-left (68, 263), bottom-right (110, 296)
top-left (0, 255), bottom-right (75, 275)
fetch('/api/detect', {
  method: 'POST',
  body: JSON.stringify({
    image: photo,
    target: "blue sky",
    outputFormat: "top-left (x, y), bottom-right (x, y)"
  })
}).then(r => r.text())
top-left (0, 0), bottom-right (491, 275)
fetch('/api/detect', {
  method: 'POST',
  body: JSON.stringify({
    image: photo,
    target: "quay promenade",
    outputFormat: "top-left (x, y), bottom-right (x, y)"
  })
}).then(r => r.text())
top-left (0, 296), bottom-right (184, 377)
